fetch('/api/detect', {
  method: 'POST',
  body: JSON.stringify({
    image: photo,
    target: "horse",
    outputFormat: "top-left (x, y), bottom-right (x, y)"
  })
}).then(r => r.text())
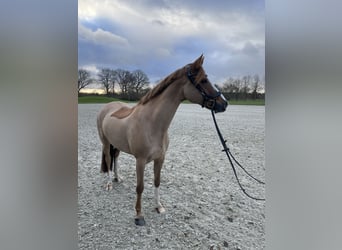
top-left (97, 55), bottom-right (228, 226)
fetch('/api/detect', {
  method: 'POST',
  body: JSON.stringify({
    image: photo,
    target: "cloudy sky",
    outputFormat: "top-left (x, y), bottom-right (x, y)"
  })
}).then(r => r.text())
top-left (78, 0), bottom-right (264, 85)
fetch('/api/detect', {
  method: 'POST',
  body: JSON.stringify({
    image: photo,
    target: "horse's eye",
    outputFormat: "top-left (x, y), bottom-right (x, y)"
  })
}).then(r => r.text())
top-left (201, 79), bottom-right (208, 84)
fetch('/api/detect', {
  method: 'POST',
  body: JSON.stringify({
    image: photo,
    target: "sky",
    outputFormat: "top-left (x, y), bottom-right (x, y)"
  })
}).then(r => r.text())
top-left (78, 0), bottom-right (264, 86)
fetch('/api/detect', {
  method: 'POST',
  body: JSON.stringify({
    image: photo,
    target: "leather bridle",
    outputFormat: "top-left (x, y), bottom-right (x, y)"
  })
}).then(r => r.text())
top-left (186, 66), bottom-right (222, 110)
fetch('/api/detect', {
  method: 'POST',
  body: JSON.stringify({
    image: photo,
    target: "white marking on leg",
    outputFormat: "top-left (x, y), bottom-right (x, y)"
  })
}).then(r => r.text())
top-left (154, 187), bottom-right (165, 213)
top-left (106, 170), bottom-right (113, 190)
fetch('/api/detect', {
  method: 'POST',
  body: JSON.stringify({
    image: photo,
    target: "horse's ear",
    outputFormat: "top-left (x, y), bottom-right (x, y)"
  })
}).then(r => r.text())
top-left (192, 54), bottom-right (204, 70)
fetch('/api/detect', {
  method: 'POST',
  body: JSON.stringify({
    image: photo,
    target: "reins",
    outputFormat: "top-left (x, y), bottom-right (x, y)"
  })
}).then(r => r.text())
top-left (211, 110), bottom-right (265, 201)
top-left (186, 64), bottom-right (265, 201)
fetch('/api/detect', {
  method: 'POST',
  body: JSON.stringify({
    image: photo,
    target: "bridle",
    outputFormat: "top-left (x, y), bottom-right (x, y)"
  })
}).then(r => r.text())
top-left (186, 66), bottom-right (222, 110)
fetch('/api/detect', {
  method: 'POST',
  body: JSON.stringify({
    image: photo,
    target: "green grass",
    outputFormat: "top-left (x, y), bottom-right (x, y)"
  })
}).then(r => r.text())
top-left (227, 99), bottom-right (265, 106)
top-left (78, 96), bottom-right (131, 104)
top-left (78, 95), bottom-right (265, 105)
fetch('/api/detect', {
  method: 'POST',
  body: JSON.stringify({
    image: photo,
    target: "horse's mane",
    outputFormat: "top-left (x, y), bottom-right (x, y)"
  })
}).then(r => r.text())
top-left (138, 67), bottom-right (185, 105)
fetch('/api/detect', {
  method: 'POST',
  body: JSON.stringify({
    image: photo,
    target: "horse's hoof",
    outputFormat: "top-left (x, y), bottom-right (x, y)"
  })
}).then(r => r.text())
top-left (134, 217), bottom-right (145, 226)
top-left (113, 175), bottom-right (122, 183)
top-left (105, 183), bottom-right (113, 191)
top-left (156, 206), bottom-right (166, 214)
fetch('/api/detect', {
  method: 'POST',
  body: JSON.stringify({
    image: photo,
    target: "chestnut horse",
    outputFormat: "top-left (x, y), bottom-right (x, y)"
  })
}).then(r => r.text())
top-left (97, 55), bottom-right (227, 225)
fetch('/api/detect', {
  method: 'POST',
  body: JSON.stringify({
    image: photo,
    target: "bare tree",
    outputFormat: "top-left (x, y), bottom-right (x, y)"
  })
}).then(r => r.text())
top-left (130, 70), bottom-right (150, 98)
top-left (222, 77), bottom-right (237, 92)
top-left (221, 77), bottom-right (240, 100)
top-left (251, 74), bottom-right (260, 99)
top-left (78, 69), bottom-right (93, 93)
top-left (116, 69), bottom-right (133, 98)
top-left (97, 68), bottom-right (113, 96)
top-left (220, 74), bottom-right (265, 101)
top-left (109, 69), bottom-right (117, 96)
top-left (241, 75), bottom-right (251, 100)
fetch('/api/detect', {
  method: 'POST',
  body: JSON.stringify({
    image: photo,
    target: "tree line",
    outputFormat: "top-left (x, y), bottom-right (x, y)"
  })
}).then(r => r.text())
top-left (218, 74), bottom-right (265, 101)
top-left (79, 68), bottom-right (264, 101)
top-left (78, 68), bottom-right (150, 101)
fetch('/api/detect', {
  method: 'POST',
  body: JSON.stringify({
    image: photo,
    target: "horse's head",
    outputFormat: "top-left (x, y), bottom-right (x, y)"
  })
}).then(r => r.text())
top-left (183, 55), bottom-right (228, 113)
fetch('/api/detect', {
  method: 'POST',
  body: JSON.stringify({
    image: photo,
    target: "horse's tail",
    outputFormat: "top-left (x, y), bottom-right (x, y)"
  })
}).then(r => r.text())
top-left (101, 144), bottom-right (115, 173)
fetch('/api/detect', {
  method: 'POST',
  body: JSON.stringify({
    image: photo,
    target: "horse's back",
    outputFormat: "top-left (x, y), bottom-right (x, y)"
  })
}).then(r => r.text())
top-left (97, 102), bottom-right (129, 120)
top-left (110, 106), bottom-right (135, 119)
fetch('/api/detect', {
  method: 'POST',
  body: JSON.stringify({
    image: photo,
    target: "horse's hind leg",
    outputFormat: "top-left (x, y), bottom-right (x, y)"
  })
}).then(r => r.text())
top-left (154, 155), bottom-right (166, 214)
top-left (113, 147), bottom-right (121, 182)
top-left (101, 142), bottom-right (115, 190)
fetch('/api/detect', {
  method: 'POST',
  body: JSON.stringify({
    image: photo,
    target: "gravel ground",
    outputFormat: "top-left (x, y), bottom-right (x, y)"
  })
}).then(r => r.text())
top-left (78, 103), bottom-right (265, 250)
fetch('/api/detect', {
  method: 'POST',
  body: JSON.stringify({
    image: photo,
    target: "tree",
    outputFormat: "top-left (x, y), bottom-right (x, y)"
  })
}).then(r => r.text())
top-left (251, 74), bottom-right (260, 99)
top-left (116, 69), bottom-right (133, 99)
top-left (95, 67), bottom-right (150, 100)
top-left (109, 69), bottom-right (117, 96)
top-left (221, 77), bottom-right (240, 100)
top-left (130, 70), bottom-right (150, 98)
top-left (241, 75), bottom-right (251, 100)
top-left (78, 69), bottom-right (93, 93)
top-left (97, 68), bottom-right (114, 96)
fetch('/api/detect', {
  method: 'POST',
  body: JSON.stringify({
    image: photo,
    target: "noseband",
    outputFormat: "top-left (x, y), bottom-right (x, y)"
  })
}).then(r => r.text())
top-left (186, 66), bottom-right (222, 110)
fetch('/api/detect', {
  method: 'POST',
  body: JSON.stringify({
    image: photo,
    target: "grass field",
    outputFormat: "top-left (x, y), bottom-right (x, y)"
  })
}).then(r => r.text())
top-left (78, 95), bottom-right (264, 105)
top-left (227, 99), bottom-right (265, 105)
top-left (78, 96), bottom-right (130, 104)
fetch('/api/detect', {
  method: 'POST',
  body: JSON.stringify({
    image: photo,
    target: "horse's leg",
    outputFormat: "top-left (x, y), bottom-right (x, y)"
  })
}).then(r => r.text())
top-left (135, 158), bottom-right (146, 226)
top-left (113, 148), bottom-right (121, 182)
top-left (154, 155), bottom-right (166, 213)
top-left (102, 143), bottom-right (114, 191)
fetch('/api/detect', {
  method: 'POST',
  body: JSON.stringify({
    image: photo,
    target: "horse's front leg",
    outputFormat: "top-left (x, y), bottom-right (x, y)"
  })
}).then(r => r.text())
top-left (135, 158), bottom-right (146, 226)
top-left (154, 155), bottom-right (166, 213)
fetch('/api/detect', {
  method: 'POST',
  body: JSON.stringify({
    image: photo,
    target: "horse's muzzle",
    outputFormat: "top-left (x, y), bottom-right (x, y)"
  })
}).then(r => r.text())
top-left (203, 93), bottom-right (228, 113)
top-left (214, 101), bottom-right (228, 113)
top-left (213, 95), bottom-right (228, 113)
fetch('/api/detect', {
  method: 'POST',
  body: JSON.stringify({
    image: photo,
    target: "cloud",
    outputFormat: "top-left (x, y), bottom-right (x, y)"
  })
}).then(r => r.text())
top-left (79, 64), bottom-right (99, 76)
top-left (241, 41), bottom-right (263, 56)
top-left (78, 22), bottom-right (128, 47)
top-left (78, 0), bottom-right (265, 83)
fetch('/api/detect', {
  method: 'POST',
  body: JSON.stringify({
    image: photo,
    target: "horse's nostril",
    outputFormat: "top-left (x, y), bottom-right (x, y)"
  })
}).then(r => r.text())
top-left (215, 102), bottom-right (227, 113)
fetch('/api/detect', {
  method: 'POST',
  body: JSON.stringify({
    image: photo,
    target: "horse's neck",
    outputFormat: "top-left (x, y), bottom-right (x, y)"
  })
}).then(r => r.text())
top-left (142, 81), bottom-right (184, 133)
